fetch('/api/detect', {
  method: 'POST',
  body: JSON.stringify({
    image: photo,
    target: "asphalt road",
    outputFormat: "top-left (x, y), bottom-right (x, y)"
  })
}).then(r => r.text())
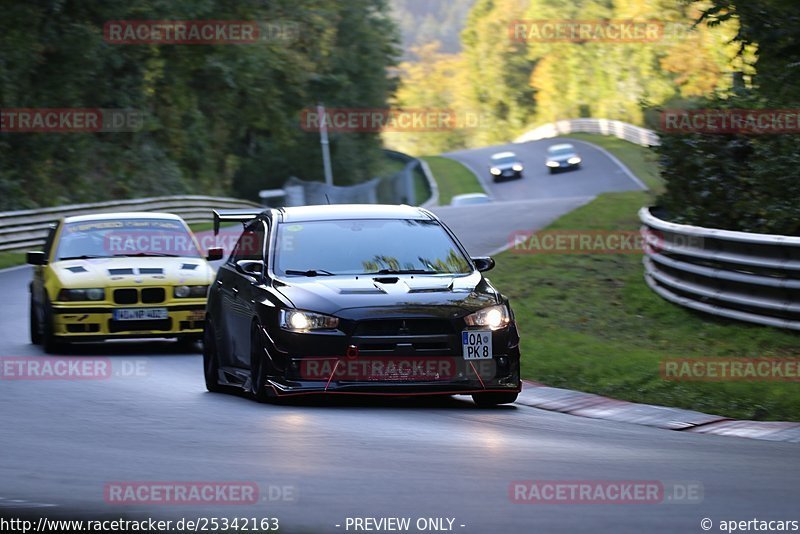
top-left (1, 140), bottom-right (798, 533)
top-left (444, 138), bottom-right (646, 202)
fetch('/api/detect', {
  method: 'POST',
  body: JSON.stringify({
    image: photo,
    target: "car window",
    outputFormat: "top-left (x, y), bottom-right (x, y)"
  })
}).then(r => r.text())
top-left (55, 218), bottom-right (201, 260)
top-left (548, 147), bottom-right (575, 157)
top-left (229, 221), bottom-right (266, 264)
top-left (275, 218), bottom-right (471, 276)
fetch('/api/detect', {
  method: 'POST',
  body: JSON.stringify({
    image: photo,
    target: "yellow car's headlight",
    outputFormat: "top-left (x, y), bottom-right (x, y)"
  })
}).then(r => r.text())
top-left (174, 285), bottom-right (209, 298)
top-left (464, 304), bottom-right (510, 330)
top-left (57, 288), bottom-right (105, 301)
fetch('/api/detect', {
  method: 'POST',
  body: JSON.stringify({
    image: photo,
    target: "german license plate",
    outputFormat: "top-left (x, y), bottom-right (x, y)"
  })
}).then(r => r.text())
top-left (113, 308), bottom-right (168, 321)
top-left (462, 330), bottom-right (492, 360)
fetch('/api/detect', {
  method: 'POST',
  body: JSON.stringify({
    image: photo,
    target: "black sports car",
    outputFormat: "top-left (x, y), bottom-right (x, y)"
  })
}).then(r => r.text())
top-left (204, 205), bottom-right (521, 406)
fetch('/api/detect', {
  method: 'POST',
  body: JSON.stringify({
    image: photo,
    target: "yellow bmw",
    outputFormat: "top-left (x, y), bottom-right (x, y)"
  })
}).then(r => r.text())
top-left (27, 212), bottom-right (223, 353)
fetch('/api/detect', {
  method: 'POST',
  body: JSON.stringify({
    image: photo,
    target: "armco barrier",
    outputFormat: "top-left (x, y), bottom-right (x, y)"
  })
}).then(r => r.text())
top-left (639, 207), bottom-right (800, 331)
top-left (514, 118), bottom-right (660, 147)
top-left (0, 195), bottom-right (261, 252)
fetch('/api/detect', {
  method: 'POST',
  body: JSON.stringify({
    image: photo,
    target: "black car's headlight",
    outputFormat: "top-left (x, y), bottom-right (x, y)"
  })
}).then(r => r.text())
top-left (464, 304), bottom-right (510, 330)
top-left (512, 163), bottom-right (524, 172)
top-left (174, 285), bottom-right (209, 298)
top-left (279, 309), bottom-right (339, 332)
top-left (546, 160), bottom-right (560, 168)
top-left (490, 167), bottom-right (502, 175)
top-left (57, 288), bottom-right (105, 301)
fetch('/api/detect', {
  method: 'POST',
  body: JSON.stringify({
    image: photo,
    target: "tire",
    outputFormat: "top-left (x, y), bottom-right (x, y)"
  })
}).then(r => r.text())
top-left (202, 321), bottom-right (223, 392)
top-left (472, 392), bottom-right (519, 407)
top-left (41, 298), bottom-right (61, 354)
top-left (548, 168), bottom-right (555, 175)
top-left (29, 294), bottom-right (42, 345)
top-left (249, 322), bottom-right (274, 403)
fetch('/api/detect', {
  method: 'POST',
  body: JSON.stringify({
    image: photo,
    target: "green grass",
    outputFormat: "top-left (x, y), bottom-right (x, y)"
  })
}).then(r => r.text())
top-left (0, 252), bottom-right (26, 269)
top-left (421, 155), bottom-right (484, 205)
top-left (556, 132), bottom-right (664, 193)
top-left (490, 191), bottom-right (800, 421)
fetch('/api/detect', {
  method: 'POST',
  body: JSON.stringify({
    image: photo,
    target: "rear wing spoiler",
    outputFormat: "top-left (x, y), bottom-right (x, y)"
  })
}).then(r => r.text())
top-left (212, 209), bottom-right (263, 235)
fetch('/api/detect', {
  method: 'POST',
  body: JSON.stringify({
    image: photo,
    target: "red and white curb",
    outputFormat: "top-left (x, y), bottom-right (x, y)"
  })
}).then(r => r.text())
top-left (517, 380), bottom-right (800, 443)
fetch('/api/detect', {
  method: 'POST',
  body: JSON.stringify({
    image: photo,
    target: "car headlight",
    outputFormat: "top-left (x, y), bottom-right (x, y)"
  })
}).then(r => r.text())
top-left (174, 285), bottom-right (209, 298)
top-left (464, 304), bottom-right (510, 330)
top-left (568, 156), bottom-right (581, 164)
top-left (490, 167), bottom-right (502, 175)
top-left (57, 288), bottom-right (105, 302)
top-left (546, 161), bottom-right (560, 167)
top-left (279, 309), bottom-right (339, 332)
top-left (512, 163), bottom-right (524, 172)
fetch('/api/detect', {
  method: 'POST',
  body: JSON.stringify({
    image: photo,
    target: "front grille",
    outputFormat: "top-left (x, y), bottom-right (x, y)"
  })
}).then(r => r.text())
top-left (109, 318), bottom-right (172, 333)
top-left (114, 289), bottom-right (138, 304)
top-left (353, 319), bottom-right (453, 337)
top-left (141, 288), bottom-right (165, 303)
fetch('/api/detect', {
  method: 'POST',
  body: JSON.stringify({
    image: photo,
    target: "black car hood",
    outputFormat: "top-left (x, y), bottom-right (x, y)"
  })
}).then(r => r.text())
top-left (274, 271), bottom-right (499, 319)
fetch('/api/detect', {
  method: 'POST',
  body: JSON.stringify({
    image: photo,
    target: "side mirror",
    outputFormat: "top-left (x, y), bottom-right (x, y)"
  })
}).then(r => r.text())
top-left (27, 251), bottom-right (47, 266)
top-left (206, 247), bottom-right (224, 261)
top-left (235, 259), bottom-right (264, 278)
top-left (471, 256), bottom-right (495, 273)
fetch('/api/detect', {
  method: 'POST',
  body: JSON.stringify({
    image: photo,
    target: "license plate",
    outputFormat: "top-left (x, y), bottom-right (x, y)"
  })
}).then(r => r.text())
top-left (462, 330), bottom-right (492, 360)
top-left (113, 308), bottom-right (168, 321)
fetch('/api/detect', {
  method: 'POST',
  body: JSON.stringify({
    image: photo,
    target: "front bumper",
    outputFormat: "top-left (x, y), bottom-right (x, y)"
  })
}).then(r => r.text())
top-left (257, 321), bottom-right (522, 397)
top-left (51, 303), bottom-right (206, 340)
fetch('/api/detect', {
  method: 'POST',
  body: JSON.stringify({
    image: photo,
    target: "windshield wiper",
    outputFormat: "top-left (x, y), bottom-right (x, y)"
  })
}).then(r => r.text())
top-left (368, 269), bottom-right (439, 275)
top-left (284, 269), bottom-right (335, 277)
top-left (58, 255), bottom-right (109, 261)
top-left (112, 253), bottom-right (179, 258)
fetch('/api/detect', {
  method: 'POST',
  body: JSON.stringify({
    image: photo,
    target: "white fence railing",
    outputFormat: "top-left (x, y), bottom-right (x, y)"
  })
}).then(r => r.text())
top-left (639, 207), bottom-right (800, 331)
top-left (0, 195), bottom-right (262, 252)
top-left (514, 118), bottom-right (660, 147)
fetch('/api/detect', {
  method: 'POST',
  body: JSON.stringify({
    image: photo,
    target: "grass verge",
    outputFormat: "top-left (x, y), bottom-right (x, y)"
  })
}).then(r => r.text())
top-left (489, 191), bottom-right (800, 421)
top-left (420, 156), bottom-right (484, 205)
top-left (0, 252), bottom-right (26, 270)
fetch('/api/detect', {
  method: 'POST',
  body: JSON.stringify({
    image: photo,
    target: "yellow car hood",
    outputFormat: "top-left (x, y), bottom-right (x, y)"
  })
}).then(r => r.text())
top-left (51, 256), bottom-right (215, 288)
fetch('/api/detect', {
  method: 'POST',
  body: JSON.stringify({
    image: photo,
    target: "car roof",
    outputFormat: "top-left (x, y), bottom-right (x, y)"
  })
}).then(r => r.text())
top-left (491, 151), bottom-right (516, 159)
top-left (278, 204), bottom-right (433, 223)
top-left (548, 143), bottom-right (575, 152)
top-left (62, 212), bottom-right (185, 224)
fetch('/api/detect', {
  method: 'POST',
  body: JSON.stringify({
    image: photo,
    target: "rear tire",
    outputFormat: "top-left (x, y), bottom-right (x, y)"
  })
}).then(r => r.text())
top-left (249, 322), bottom-right (274, 403)
top-left (203, 321), bottom-right (223, 392)
top-left (29, 294), bottom-right (42, 345)
top-left (472, 392), bottom-right (518, 407)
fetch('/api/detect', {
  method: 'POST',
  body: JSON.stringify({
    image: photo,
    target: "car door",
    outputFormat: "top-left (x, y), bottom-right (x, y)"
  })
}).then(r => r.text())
top-left (218, 220), bottom-right (266, 368)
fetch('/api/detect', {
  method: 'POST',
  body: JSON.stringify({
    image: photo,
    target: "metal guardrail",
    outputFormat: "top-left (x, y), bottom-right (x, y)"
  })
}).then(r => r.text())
top-left (0, 195), bottom-right (262, 252)
top-left (514, 118), bottom-right (660, 147)
top-left (639, 207), bottom-right (800, 331)
top-left (382, 149), bottom-right (437, 208)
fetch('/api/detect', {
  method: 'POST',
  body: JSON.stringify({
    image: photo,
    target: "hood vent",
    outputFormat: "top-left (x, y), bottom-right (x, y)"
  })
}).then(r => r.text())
top-left (108, 268), bottom-right (135, 275)
top-left (139, 268), bottom-right (164, 275)
top-left (65, 266), bottom-right (87, 273)
top-left (181, 264), bottom-right (199, 270)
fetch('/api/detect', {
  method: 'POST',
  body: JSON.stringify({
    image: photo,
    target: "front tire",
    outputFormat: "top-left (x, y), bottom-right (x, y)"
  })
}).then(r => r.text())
top-left (472, 392), bottom-right (518, 407)
top-left (249, 322), bottom-right (274, 403)
top-left (29, 294), bottom-right (42, 345)
top-left (41, 298), bottom-right (62, 354)
top-left (203, 321), bottom-right (223, 392)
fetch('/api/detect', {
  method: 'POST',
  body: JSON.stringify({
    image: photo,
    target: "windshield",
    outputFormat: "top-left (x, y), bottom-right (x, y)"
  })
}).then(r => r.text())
top-left (548, 147), bottom-right (576, 157)
top-left (275, 219), bottom-right (471, 276)
top-left (491, 155), bottom-right (517, 165)
top-left (56, 218), bottom-right (201, 260)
